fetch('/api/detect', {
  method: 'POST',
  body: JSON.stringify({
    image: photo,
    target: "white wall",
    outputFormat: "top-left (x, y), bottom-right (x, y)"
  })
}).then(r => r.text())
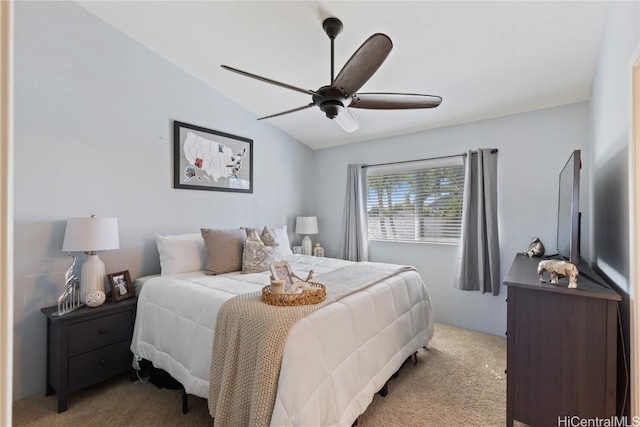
top-left (588, 0), bottom-right (639, 414)
top-left (589, 0), bottom-right (638, 295)
top-left (312, 102), bottom-right (590, 336)
top-left (13, 1), bottom-right (313, 400)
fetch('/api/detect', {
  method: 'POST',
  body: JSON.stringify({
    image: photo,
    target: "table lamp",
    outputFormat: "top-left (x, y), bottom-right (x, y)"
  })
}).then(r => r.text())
top-left (62, 215), bottom-right (119, 303)
top-left (295, 216), bottom-right (318, 256)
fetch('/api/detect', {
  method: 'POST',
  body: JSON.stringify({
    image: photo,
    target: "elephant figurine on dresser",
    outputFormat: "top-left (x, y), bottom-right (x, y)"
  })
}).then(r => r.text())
top-left (537, 259), bottom-right (578, 289)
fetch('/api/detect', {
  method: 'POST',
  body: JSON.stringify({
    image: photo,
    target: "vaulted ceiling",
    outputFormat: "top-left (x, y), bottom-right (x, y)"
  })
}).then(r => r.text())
top-left (77, 1), bottom-right (609, 150)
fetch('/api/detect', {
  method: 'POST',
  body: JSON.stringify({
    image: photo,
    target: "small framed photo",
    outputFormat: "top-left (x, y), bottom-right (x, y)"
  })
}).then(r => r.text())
top-left (292, 246), bottom-right (303, 255)
top-left (269, 261), bottom-right (294, 287)
top-left (107, 270), bottom-right (134, 302)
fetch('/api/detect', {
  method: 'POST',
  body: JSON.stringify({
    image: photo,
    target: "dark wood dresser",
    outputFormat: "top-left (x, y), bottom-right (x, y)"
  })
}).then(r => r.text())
top-left (504, 254), bottom-right (621, 427)
top-left (41, 297), bottom-right (137, 412)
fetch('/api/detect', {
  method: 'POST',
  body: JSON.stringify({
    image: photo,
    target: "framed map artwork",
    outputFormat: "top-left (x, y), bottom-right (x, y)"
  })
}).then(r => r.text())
top-left (173, 121), bottom-right (253, 193)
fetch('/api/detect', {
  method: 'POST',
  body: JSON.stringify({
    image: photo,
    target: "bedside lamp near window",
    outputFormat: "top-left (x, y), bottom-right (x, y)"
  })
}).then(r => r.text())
top-left (62, 215), bottom-right (119, 303)
top-left (295, 216), bottom-right (318, 256)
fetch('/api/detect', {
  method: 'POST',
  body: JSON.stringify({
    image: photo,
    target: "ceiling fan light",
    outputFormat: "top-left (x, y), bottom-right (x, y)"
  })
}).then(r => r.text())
top-left (321, 101), bottom-right (344, 119)
top-left (333, 108), bottom-right (359, 133)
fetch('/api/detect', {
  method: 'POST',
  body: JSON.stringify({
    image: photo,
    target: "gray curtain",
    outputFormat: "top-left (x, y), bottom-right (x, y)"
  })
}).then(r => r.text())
top-left (454, 149), bottom-right (500, 295)
top-left (338, 164), bottom-right (369, 261)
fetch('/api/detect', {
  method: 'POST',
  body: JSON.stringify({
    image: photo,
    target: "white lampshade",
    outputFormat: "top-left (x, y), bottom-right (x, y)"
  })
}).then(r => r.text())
top-left (63, 216), bottom-right (119, 304)
top-left (295, 216), bottom-right (319, 235)
top-left (63, 216), bottom-right (120, 252)
top-left (296, 216), bottom-right (318, 256)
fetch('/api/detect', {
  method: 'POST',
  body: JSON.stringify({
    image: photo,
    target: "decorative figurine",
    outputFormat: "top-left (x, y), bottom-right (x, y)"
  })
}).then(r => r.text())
top-left (313, 243), bottom-right (325, 257)
top-left (287, 270), bottom-right (316, 293)
top-left (537, 259), bottom-right (578, 289)
top-left (85, 290), bottom-right (106, 307)
top-left (524, 237), bottom-right (545, 257)
top-left (289, 281), bottom-right (316, 293)
top-left (289, 282), bottom-right (305, 293)
top-left (269, 261), bottom-right (314, 292)
top-left (56, 252), bottom-right (84, 316)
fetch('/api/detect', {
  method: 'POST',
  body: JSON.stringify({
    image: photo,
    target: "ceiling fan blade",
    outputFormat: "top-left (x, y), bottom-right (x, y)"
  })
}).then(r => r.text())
top-left (221, 65), bottom-right (318, 96)
top-left (350, 93), bottom-right (442, 109)
top-left (257, 103), bottom-right (315, 120)
top-left (332, 33), bottom-right (392, 96)
top-left (333, 107), bottom-right (359, 133)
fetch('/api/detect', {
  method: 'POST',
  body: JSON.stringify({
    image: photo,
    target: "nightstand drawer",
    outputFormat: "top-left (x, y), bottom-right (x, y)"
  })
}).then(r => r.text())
top-left (68, 340), bottom-right (132, 390)
top-left (68, 311), bottom-right (133, 355)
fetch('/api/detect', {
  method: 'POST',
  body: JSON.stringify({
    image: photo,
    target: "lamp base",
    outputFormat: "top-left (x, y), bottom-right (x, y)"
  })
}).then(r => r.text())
top-left (80, 254), bottom-right (106, 304)
top-left (302, 236), bottom-right (312, 256)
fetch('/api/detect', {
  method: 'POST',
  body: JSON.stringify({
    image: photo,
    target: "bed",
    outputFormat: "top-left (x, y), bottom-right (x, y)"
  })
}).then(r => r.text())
top-left (130, 230), bottom-right (434, 426)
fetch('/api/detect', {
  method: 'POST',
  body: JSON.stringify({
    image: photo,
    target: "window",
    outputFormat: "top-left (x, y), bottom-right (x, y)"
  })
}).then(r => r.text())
top-left (366, 157), bottom-right (464, 244)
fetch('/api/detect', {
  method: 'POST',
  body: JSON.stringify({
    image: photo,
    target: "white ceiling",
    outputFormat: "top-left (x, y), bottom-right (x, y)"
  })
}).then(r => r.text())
top-left (76, 1), bottom-right (609, 150)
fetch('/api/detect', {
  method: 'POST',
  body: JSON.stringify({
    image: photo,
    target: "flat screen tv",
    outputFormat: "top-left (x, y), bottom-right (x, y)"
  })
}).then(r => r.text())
top-left (557, 149), bottom-right (581, 264)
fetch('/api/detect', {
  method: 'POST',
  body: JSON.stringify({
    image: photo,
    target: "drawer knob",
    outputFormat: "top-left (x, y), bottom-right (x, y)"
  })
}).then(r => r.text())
top-left (98, 328), bottom-right (107, 334)
top-left (99, 359), bottom-right (107, 365)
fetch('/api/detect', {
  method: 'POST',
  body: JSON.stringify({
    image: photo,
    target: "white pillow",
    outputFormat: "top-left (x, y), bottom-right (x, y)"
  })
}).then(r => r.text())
top-left (156, 233), bottom-right (205, 275)
top-left (272, 225), bottom-right (293, 256)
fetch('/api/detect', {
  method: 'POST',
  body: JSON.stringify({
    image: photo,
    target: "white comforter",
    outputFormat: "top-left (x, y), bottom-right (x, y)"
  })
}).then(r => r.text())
top-left (131, 255), bottom-right (434, 426)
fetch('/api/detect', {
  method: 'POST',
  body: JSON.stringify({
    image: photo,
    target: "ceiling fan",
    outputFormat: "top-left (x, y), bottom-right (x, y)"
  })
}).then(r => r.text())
top-left (221, 17), bottom-right (442, 133)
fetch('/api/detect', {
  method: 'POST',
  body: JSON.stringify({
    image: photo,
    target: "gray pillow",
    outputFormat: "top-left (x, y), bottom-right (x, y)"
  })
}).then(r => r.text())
top-left (201, 228), bottom-right (247, 275)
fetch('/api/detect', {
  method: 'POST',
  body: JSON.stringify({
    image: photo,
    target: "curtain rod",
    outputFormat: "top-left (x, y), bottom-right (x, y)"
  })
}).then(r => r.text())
top-left (361, 148), bottom-right (498, 169)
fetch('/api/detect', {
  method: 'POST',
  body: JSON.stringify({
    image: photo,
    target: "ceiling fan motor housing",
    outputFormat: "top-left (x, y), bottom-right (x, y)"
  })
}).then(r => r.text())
top-left (313, 86), bottom-right (352, 118)
top-left (320, 101), bottom-right (343, 119)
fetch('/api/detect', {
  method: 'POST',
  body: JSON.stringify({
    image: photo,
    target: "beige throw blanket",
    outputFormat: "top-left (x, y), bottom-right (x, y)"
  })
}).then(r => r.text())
top-left (208, 262), bottom-right (415, 426)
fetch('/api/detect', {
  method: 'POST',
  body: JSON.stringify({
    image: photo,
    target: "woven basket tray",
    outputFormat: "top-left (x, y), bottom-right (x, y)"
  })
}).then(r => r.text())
top-left (261, 282), bottom-right (326, 307)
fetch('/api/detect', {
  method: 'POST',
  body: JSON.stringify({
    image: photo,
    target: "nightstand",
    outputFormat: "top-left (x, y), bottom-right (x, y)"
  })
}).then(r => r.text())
top-left (41, 297), bottom-right (137, 413)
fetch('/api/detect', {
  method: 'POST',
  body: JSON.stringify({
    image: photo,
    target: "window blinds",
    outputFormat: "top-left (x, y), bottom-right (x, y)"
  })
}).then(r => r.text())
top-left (365, 157), bottom-right (464, 244)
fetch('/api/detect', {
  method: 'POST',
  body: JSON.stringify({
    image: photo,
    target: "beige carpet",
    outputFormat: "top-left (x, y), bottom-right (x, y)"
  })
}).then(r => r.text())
top-left (12, 323), bottom-right (506, 426)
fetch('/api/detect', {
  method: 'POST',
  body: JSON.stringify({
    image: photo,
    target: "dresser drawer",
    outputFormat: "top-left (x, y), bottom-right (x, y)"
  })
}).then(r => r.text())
top-left (68, 340), bottom-right (132, 390)
top-left (68, 311), bottom-right (133, 355)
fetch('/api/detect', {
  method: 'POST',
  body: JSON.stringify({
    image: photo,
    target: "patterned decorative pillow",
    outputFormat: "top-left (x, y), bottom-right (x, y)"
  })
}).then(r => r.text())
top-left (260, 226), bottom-right (279, 247)
top-left (241, 225), bottom-right (292, 256)
top-left (240, 226), bottom-right (256, 237)
top-left (242, 230), bottom-right (280, 273)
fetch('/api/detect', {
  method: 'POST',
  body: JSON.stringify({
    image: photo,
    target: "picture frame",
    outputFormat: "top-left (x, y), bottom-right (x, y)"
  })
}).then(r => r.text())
top-left (292, 246), bottom-right (303, 255)
top-left (107, 270), bottom-right (134, 302)
top-left (269, 261), bottom-right (295, 287)
top-left (173, 120), bottom-right (253, 193)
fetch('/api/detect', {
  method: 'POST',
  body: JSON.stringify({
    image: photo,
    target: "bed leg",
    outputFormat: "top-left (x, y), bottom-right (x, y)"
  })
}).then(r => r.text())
top-left (377, 382), bottom-right (389, 397)
top-left (181, 387), bottom-right (188, 414)
top-left (412, 351), bottom-right (418, 365)
top-left (391, 365), bottom-right (401, 379)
